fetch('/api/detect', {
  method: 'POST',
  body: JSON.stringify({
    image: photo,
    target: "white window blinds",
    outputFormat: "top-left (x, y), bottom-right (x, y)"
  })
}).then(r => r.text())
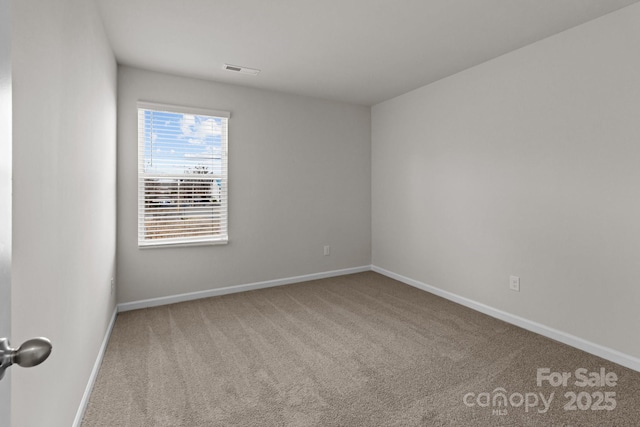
top-left (137, 102), bottom-right (229, 247)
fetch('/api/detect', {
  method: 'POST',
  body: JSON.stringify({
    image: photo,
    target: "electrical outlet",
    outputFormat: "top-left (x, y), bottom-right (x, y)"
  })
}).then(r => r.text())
top-left (323, 245), bottom-right (330, 256)
top-left (509, 275), bottom-right (520, 292)
top-left (111, 278), bottom-right (115, 294)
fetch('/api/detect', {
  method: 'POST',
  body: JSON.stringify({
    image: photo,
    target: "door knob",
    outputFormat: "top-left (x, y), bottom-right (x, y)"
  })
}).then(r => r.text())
top-left (0, 337), bottom-right (52, 380)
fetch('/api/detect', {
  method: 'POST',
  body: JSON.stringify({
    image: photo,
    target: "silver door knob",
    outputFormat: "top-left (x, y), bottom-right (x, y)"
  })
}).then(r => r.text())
top-left (0, 337), bottom-right (52, 380)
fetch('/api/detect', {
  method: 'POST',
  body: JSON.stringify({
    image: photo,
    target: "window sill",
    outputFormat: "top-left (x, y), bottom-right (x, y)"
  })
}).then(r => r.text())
top-left (138, 238), bottom-right (229, 249)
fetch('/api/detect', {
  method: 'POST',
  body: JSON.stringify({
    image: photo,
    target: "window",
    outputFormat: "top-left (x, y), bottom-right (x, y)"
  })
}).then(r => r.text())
top-left (137, 102), bottom-right (229, 247)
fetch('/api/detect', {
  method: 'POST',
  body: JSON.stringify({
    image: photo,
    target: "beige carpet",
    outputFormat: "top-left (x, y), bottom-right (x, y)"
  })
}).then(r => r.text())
top-left (82, 272), bottom-right (640, 426)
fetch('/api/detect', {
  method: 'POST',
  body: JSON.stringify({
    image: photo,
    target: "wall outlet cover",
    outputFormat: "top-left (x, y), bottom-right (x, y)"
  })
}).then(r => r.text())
top-left (509, 275), bottom-right (520, 292)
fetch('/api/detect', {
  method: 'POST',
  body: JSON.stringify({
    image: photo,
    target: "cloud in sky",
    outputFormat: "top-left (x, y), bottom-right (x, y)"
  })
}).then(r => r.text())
top-left (180, 114), bottom-right (222, 145)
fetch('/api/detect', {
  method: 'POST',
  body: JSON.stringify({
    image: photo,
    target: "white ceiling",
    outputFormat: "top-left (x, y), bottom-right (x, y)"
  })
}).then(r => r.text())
top-left (96, 0), bottom-right (640, 106)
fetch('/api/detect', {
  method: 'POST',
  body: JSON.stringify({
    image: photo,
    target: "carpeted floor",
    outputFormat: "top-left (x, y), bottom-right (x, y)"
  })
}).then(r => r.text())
top-left (82, 272), bottom-right (640, 426)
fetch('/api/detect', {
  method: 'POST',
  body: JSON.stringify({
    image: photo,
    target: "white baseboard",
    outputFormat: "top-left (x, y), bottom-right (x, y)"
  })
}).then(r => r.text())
top-left (73, 306), bottom-right (118, 427)
top-left (117, 265), bottom-right (372, 312)
top-left (371, 265), bottom-right (640, 373)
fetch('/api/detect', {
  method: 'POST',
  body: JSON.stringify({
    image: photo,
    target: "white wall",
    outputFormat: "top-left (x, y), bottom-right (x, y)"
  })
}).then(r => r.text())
top-left (11, 0), bottom-right (117, 426)
top-left (373, 4), bottom-right (640, 361)
top-left (117, 66), bottom-right (371, 303)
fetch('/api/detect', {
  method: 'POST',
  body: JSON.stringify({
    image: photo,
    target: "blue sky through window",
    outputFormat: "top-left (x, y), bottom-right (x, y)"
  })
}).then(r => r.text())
top-left (142, 110), bottom-right (224, 175)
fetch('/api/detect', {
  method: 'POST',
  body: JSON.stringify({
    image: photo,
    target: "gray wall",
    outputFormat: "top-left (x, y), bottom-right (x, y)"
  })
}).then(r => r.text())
top-left (11, 0), bottom-right (117, 426)
top-left (0, 0), bottom-right (11, 421)
top-left (117, 67), bottom-right (371, 303)
top-left (372, 3), bottom-right (640, 360)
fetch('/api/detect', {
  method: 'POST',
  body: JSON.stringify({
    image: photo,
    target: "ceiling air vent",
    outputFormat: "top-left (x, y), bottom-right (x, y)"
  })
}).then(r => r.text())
top-left (223, 64), bottom-right (260, 76)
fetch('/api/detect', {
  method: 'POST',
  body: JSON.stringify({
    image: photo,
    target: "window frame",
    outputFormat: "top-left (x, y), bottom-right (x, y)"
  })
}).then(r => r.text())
top-left (137, 101), bottom-right (230, 248)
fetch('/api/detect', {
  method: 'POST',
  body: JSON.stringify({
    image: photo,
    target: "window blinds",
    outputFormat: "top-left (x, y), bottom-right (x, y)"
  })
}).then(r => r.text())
top-left (137, 102), bottom-right (229, 247)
